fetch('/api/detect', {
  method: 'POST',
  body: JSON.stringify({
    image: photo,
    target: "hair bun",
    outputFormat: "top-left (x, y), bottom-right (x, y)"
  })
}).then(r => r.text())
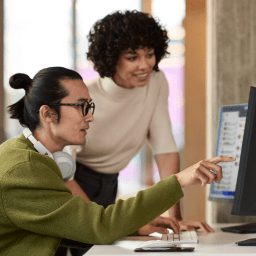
top-left (9, 73), bottom-right (32, 91)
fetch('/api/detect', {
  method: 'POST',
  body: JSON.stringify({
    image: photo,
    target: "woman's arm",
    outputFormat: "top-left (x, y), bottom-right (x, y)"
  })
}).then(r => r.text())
top-left (154, 152), bottom-right (182, 220)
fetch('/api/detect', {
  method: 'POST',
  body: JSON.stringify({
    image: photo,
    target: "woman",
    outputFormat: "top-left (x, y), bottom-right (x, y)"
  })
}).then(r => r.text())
top-left (65, 9), bottom-right (219, 247)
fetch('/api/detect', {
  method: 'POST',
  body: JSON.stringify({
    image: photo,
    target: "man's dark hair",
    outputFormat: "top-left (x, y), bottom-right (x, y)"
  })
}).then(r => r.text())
top-left (8, 67), bottom-right (83, 131)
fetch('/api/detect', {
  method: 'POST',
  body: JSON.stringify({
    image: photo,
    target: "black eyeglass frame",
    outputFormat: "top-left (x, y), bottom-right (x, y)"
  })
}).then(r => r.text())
top-left (47, 101), bottom-right (95, 116)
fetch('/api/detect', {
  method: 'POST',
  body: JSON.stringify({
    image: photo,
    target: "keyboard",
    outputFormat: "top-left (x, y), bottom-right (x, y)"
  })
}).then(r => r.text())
top-left (161, 231), bottom-right (198, 244)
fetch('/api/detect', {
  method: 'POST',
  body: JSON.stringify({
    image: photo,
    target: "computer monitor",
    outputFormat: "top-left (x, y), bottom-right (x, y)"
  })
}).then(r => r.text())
top-left (223, 87), bottom-right (256, 233)
top-left (208, 88), bottom-right (256, 234)
top-left (220, 87), bottom-right (256, 234)
top-left (209, 104), bottom-right (247, 202)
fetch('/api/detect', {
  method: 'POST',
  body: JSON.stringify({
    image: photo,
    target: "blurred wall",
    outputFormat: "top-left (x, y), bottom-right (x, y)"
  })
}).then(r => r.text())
top-left (207, 0), bottom-right (256, 223)
top-left (0, 0), bottom-right (3, 144)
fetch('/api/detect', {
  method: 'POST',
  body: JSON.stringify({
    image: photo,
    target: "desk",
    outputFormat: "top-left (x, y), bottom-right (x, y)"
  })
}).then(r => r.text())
top-left (86, 224), bottom-right (256, 255)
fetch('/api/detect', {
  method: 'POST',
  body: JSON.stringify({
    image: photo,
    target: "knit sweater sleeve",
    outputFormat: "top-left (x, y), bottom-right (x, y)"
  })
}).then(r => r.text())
top-left (2, 160), bottom-right (183, 245)
top-left (147, 71), bottom-right (178, 155)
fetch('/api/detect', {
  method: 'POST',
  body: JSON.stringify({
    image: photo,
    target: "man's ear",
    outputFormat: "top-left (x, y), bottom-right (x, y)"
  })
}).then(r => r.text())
top-left (39, 105), bottom-right (58, 123)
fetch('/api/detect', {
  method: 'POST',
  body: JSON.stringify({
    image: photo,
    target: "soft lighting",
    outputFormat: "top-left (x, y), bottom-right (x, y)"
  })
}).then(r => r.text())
top-left (168, 27), bottom-right (186, 41)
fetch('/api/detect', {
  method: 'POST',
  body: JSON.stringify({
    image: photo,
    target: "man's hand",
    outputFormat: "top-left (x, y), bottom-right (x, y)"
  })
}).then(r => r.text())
top-left (137, 216), bottom-right (180, 236)
top-left (179, 221), bottom-right (214, 233)
top-left (175, 156), bottom-right (235, 188)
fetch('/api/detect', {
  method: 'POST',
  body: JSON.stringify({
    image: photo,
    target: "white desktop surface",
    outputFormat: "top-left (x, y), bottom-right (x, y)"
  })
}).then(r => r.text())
top-left (86, 224), bottom-right (256, 255)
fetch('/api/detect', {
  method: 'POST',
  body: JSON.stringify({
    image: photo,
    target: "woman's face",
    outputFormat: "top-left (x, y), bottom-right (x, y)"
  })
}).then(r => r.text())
top-left (113, 47), bottom-right (156, 89)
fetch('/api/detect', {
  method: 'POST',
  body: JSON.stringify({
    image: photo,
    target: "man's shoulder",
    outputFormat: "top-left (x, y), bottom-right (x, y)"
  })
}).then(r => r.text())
top-left (0, 136), bottom-right (60, 182)
top-left (0, 136), bottom-right (30, 169)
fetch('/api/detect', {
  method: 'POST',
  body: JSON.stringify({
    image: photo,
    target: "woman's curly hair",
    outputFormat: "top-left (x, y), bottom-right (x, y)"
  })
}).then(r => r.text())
top-left (87, 10), bottom-right (170, 78)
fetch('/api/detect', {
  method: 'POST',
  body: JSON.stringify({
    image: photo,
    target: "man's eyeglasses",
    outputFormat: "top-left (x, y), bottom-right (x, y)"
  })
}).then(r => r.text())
top-left (48, 101), bottom-right (95, 116)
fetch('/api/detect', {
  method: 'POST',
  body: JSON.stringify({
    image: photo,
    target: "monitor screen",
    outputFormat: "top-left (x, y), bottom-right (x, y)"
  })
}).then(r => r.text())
top-left (209, 104), bottom-right (247, 202)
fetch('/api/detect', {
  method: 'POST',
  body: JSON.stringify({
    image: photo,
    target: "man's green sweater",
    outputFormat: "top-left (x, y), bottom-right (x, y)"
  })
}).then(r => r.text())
top-left (0, 134), bottom-right (183, 256)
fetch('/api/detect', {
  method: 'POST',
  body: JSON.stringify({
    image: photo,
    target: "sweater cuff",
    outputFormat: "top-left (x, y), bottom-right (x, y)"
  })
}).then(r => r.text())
top-left (162, 174), bottom-right (184, 201)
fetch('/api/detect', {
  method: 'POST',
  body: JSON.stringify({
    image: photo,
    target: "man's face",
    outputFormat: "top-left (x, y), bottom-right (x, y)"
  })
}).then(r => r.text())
top-left (50, 79), bottom-right (93, 148)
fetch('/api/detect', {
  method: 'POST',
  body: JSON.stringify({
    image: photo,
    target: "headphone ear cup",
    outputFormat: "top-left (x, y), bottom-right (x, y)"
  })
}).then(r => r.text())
top-left (53, 151), bottom-right (76, 181)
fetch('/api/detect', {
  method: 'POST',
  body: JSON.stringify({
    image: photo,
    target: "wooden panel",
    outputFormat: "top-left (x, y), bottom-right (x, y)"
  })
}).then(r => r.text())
top-left (141, 0), bottom-right (151, 13)
top-left (183, 0), bottom-right (207, 221)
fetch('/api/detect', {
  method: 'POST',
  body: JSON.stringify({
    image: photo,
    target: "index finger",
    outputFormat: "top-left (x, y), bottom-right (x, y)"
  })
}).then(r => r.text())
top-left (205, 156), bottom-right (235, 164)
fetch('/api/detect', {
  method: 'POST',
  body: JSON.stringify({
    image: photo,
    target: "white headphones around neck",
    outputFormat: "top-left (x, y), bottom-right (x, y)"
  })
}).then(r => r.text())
top-left (23, 128), bottom-right (76, 181)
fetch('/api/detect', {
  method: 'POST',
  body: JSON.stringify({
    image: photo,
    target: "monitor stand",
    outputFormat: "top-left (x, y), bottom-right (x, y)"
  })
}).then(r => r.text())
top-left (221, 223), bottom-right (256, 233)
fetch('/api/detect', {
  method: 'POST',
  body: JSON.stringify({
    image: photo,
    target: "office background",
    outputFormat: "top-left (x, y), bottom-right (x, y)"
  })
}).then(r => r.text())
top-left (0, 0), bottom-right (255, 226)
